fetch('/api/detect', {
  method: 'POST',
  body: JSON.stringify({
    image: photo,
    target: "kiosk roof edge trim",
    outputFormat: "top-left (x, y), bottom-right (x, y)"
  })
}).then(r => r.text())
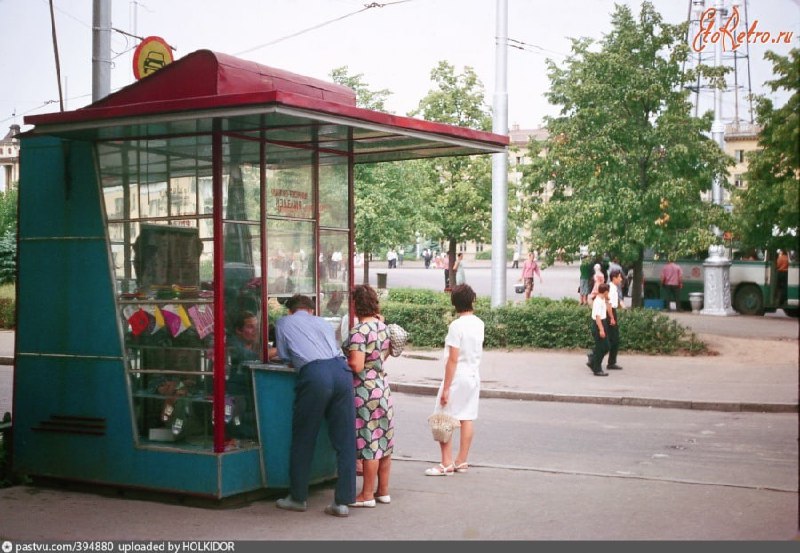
top-left (25, 49), bottom-right (508, 163)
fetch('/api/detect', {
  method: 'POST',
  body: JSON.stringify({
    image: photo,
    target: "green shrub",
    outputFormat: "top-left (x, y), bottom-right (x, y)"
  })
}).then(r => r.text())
top-left (381, 301), bottom-right (452, 347)
top-left (0, 298), bottom-right (13, 329)
top-left (0, 228), bottom-right (16, 285)
top-left (0, 284), bottom-right (14, 329)
top-left (475, 248), bottom-right (515, 261)
top-left (380, 287), bottom-right (706, 354)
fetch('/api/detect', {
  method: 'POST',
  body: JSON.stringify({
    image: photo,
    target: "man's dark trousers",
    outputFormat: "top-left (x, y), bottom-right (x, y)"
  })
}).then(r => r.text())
top-left (607, 307), bottom-right (619, 366)
top-left (289, 357), bottom-right (356, 506)
top-left (590, 321), bottom-right (610, 373)
top-left (663, 285), bottom-right (681, 311)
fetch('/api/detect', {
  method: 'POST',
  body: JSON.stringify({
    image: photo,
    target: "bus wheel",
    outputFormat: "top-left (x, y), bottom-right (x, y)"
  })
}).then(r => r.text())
top-left (734, 284), bottom-right (764, 316)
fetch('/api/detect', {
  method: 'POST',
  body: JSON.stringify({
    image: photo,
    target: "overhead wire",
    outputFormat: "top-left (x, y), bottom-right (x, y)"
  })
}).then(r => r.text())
top-left (5, 1), bottom-right (413, 124)
top-left (234, 0), bottom-right (413, 56)
top-left (506, 37), bottom-right (568, 59)
top-left (3, 1), bottom-right (131, 123)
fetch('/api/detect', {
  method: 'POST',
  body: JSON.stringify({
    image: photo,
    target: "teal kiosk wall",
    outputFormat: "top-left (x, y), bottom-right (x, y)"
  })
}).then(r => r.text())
top-left (12, 49), bottom-right (507, 501)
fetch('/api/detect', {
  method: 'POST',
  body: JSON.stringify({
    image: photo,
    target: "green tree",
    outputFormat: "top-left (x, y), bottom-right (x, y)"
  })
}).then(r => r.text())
top-left (524, 2), bottom-right (731, 306)
top-left (0, 189), bottom-right (16, 284)
top-left (329, 67), bottom-right (426, 282)
top-left (411, 61), bottom-right (518, 286)
top-left (0, 188), bottom-right (16, 235)
top-left (732, 48), bottom-right (799, 254)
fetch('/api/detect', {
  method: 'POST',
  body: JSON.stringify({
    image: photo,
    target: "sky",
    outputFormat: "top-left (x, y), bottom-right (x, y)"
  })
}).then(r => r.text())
top-left (1, 0), bottom-right (798, 186)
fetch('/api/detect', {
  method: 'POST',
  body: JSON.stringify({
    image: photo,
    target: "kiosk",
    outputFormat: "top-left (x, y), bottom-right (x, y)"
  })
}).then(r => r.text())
top-left (12, 50), bottom-right (507, 499)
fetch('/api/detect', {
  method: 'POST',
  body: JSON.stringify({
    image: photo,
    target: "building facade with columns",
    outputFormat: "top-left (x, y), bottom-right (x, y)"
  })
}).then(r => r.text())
top-left (0, 124), bottom-right (20, 191)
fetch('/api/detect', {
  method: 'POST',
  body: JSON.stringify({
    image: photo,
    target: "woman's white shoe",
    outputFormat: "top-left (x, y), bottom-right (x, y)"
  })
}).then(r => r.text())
top-left (424, 463), bottom-right (455, 476)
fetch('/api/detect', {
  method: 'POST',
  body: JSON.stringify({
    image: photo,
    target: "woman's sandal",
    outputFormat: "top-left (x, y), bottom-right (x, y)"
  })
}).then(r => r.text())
top-left (454, 462), bottom-right (469, 473)
top-left (424, 463), bottom-right (455, 476)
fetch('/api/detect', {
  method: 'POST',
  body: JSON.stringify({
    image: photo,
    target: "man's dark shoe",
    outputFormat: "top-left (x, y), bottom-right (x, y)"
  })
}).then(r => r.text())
top-left (593, 371), bottom-right (609, 376)
top-left (276, 496), bottom-right (307, 512)
top-left (607, 364), bottom-right (623, 370)
top-left (324, 503), bottom-right (350, 517)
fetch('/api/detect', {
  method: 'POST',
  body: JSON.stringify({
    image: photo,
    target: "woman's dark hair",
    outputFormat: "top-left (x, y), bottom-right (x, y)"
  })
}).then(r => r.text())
top-left (233, 310), bottom-right (257, 331)
top-left (352, 285), bottom-right (380, 318)
top-left (286, 294), bottom-right (315, 312)
top-left (450, 284), bottom-right (475, 313)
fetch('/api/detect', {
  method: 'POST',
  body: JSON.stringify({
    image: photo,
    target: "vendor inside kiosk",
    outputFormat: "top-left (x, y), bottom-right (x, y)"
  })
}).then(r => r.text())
top-left (12, 50), bottom-right (507, 499)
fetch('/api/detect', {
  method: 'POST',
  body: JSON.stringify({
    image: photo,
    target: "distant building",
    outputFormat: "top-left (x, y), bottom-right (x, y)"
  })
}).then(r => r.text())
top-left (722, 121), bottom-right (761, 207)
top-left (0, 124), bottom-right (20, 191)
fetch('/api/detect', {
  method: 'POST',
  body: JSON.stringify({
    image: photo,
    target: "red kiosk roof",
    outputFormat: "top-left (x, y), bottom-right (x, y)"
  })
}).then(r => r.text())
top-left (25, 50), bottom-right (507, 162)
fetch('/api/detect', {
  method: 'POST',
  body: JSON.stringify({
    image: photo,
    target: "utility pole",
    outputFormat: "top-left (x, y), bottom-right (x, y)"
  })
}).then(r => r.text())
top-left (490, 0), bottom-right (508, 308)
top-left (92, 0), bottom-right (112, 102)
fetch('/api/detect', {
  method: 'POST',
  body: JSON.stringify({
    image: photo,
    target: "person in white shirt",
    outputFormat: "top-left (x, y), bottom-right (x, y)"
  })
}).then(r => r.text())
top-left (587, 283), bottom-right (611, 376)
top-left (425, 284), bottom-right (484, 476)
top-left (605, 269), bottom-right (625, 370)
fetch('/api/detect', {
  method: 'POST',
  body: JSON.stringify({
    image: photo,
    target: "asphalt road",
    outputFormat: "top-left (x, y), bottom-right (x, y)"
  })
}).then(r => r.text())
top-left (394, 393), bottom-right (798, 494)
top-left (362, 260), bottom-right (574, 303)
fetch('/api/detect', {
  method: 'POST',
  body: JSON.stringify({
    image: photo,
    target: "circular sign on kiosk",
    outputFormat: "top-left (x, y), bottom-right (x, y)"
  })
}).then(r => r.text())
top-left (132, 36), bottom-right (173, 80)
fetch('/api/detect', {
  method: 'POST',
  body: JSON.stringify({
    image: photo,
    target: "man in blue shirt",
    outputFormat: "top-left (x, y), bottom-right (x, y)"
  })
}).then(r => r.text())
top-left (269, 294), bottom-right (356, 518)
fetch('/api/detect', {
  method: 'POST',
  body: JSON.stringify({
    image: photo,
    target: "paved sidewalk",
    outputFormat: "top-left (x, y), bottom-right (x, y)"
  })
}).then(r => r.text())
top-left (391, 333), bottom-right (798, 413)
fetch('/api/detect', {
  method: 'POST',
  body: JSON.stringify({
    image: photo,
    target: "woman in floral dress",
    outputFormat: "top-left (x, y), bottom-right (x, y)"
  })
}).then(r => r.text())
top-left (345, 285), bottom-right (394, 507)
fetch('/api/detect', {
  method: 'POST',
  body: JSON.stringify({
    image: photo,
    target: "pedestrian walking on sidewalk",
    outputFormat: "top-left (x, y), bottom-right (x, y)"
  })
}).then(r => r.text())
top-left (519, 251), bottom-right (543, 300)
top-left (425, 284), bottom-right (484, 476)
top-left (587, 283), bottom-right (611, 376)
top-left (587, 271), bottom-right (624, 371)
top-left (606, 269), bottom-right (625, 370)
top-left (453, 252), bottom-right (466, 286)
top-left (578, 256), bottom-right (592, 305)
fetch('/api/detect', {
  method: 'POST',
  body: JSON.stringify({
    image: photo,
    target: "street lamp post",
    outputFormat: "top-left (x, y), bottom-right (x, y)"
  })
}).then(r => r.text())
top-left (490, 0), bottom-right (509, 308)
top-left (701, 0), bottom-right (736, 316)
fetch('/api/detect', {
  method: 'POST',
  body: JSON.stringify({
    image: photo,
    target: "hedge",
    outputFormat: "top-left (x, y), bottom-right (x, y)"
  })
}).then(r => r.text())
top-left (0, 298), bottom-right (13, 329)
top-left (382, 289), bottom-right (706, 355)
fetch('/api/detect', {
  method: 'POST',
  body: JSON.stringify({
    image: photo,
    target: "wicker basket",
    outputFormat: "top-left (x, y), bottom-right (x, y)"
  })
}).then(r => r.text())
top-left (427, 412), bottom-right (461, 443)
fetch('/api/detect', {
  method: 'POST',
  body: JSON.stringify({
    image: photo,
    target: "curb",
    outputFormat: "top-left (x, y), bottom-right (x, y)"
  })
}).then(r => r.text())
top-left (391, 382), bottom-right (798, 414)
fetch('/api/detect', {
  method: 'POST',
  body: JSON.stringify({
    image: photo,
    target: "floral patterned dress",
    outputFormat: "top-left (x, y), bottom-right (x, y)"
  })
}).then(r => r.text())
top-left (347, 320), bottom-right (394, 460)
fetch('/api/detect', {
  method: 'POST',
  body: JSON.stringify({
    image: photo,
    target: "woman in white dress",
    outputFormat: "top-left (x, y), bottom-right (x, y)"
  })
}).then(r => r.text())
top-left (425, 284), bottom-right (484, 476)
top-left (453, 252), bottom-right (466, 286)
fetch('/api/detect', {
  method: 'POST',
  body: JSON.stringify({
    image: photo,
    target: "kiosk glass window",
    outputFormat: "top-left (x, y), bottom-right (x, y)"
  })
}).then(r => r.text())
top-left (319, 229), bottom-right (350, 344)
top-left (96, 127), bottom-right (352, 451)
top-left (99, 138), bottom-right (220, 451)
top-left (221, 138), bottom-right (262, 442)
top-left (266, 219), bottom-right (315, 297)
top-left (319, 156), bottom-right (348, 229)
top-left (265, 146), bottom-right (314, 219)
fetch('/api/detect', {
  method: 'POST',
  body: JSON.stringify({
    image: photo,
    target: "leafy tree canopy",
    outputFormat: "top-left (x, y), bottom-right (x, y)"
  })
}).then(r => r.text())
top-left (732, 48), bottom-right (800, 254)
top-left (523, 1), bottom-right (732, 304)
top-left (330, 67), bottom-right (428, 280)
top-left (410, 62), bottom-right (519, 266)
